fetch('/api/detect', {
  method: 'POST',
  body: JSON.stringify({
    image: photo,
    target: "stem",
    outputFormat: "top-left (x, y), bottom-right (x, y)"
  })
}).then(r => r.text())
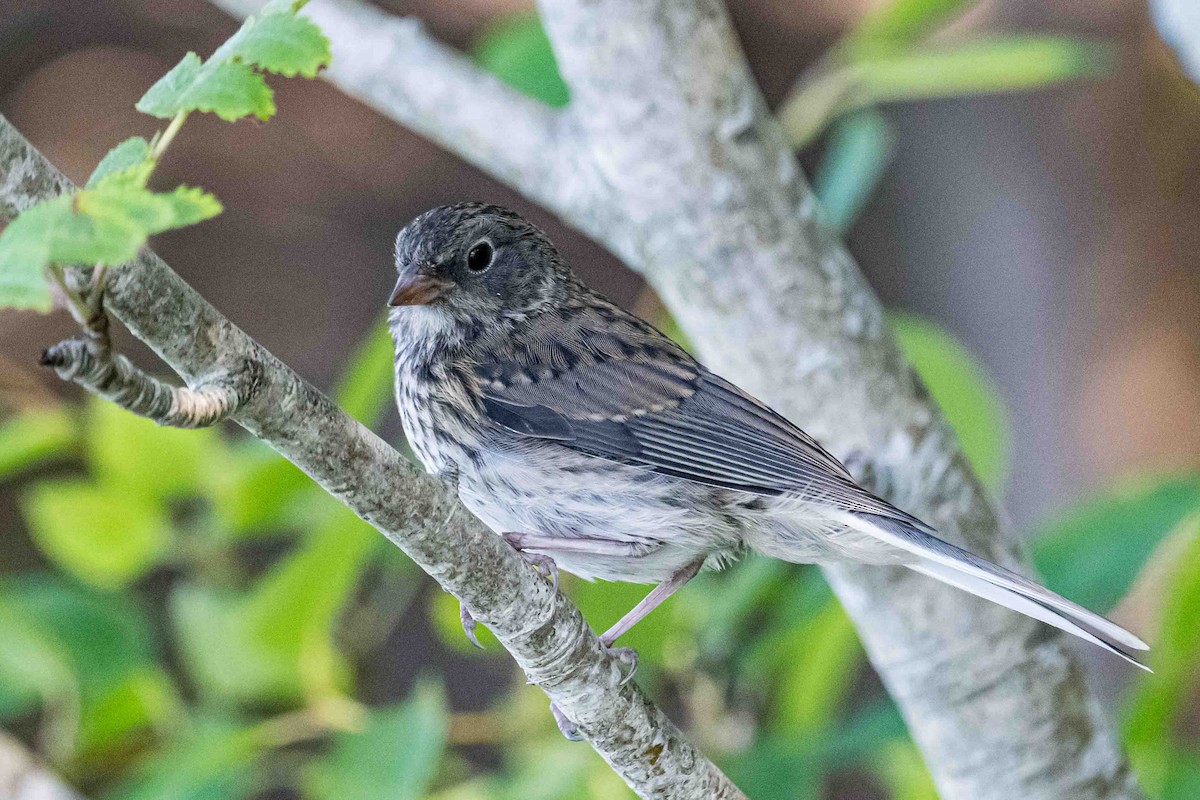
top-left (151, 111), bottom-right (189, 161)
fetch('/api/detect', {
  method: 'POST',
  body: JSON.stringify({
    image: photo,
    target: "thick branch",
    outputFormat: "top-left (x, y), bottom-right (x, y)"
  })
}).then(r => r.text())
top-left (210, 0), bottom-right (612, 235)
top-left (0, 732), bottom-right (85, 800)
top-left (0, 117), bottom-right (742, 800)
top-left (536, 2), bottom-right (1139, 798)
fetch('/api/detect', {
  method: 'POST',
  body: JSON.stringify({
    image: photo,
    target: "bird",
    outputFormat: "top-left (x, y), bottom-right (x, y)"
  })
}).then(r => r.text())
top-left (386, 202), bottom-right (1149, 711)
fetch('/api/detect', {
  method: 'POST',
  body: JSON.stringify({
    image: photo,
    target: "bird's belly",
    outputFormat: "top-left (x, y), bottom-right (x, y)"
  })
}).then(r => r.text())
top-left (457, 447), bottom-right (740, 583)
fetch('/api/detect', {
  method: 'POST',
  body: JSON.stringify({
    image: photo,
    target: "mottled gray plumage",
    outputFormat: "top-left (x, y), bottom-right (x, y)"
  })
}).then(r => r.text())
top-left (388, 202), bottom-right (1148, 670)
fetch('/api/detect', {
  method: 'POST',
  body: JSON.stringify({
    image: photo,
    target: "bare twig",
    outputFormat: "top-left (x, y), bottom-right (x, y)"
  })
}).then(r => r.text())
top-left (0, 114), bottom-right (743, 800)
top-left (40, 335), bottom-right (260, 429)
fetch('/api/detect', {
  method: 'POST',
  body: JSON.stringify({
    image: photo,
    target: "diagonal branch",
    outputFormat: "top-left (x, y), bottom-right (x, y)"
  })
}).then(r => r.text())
top-left (0, 115), bottom-right (743, 800)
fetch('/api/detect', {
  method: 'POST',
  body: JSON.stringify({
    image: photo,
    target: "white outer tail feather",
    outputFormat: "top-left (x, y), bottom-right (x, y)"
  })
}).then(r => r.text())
top-left (834, 511), bottom-right (1151, 672)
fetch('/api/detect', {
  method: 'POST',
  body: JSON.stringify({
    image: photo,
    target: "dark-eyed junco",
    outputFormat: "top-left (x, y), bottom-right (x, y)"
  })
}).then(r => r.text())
top-left (387, 203), bottom-right (1148, 685)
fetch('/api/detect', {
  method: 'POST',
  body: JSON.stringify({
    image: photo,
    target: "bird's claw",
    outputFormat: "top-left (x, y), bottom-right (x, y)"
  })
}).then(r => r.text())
top-left (501, 533), bottom-right (560, 592)
top-left (550, 701), bottom-right (583, 741)
top-left (460, 602), bottom-right (484, 649)
top-left (605, 644), bottom-right (639, 686)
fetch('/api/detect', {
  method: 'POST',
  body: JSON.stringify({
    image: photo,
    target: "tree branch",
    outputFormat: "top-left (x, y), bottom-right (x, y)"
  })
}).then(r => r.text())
top-left (200, 0), bottom-right (1144, 796)
top-left (0, 115), bottom-right (743, 800)
top-left (0, 732), bottom-right (85, 800)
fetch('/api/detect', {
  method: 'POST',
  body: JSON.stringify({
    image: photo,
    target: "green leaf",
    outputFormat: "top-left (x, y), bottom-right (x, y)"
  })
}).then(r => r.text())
top-left (873, 739), bottom-right (938, 800)
top-left (87, 137), bottom-right (153, 188)
top-left (21, 480), bottom-right (172, 588)
top-left (0, 182), bottom-right (219, 309)
top-left (0, 409), bottom-right (77, 479)
top-left (855, 36), bottom-right (1110, 105)
top-left (1123, 512), bottom-right (1200, 797)
top-left (171, 508), bottom-right (377, 703)
top-left (306, 681), bottom-right (449, 800)
top-left (1033, 474), bottom-right (1200, 611)
top-left (473, 12), bottom-right (570, 107)
top-left (77, 668), bottom-right (181, 765)
top-left (772, 596), bottom-right (863, 735)
top-left (211, 444), bottom-right (314, 536)
top-left (218, 11), bottom-right (332, 78)
top-left (0, 596), bottom-right (77, 720)
top-left (137, 53), bottom-right (275, 122)
top-left (103, 715), bottom-right (262, 800)
top-left (890, 313), bottom-right (1011, 490)
top-left (0, 577), bottom-right (169, 762)
top-left (334, 317), bottom-right (396, 428)
top-left (846, 0), bottom-right (969, 52)
top-left (77, 184), bottom-right (223, 237)
top-left (86, 395), bottom-right (223, 502)
top-left (0, 198), bottom-right (59, 311)
top-left (812, 109), bottom-right (896, 232)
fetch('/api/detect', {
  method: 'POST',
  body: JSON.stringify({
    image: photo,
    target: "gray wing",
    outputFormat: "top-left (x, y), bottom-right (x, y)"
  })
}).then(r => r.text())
top-left (471, 304), bottom-right (890, 510)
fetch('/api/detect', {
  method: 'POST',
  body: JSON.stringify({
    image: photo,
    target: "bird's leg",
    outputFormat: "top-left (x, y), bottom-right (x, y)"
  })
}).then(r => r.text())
top-left (459, 602), bottom-right (483, 649)
top-left (600, 557), bottom-right (705, 646)
top-left (550, 702), bottom-right (583, 741)
top-left (500, 533), bottom-right (659, 592)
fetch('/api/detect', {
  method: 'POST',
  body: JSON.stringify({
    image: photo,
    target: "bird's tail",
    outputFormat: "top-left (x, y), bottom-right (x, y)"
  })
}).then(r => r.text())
top-left (837, 510), bottom-right (1151, 671)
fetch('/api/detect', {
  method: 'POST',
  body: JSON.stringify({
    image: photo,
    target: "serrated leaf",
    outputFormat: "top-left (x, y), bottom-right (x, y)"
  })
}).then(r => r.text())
top-left (0, 199), bottom-right (58, 311)
top-left (87, 137), bottom-right (153, 188)
top-left (305, 681), bottom-right (449, 800)
top-left (137, 53), bottom-right (275, 122)
top-left (21, 480), bottom-right (172, 588)
top-left (77, 184), bottom-right (222, 238)
top-left (218, 12), bottom-right (331, 78)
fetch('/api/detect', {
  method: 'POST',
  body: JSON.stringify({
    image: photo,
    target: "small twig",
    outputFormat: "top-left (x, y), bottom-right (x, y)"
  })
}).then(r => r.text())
top-left (40, 333), bottom-right (260, 428)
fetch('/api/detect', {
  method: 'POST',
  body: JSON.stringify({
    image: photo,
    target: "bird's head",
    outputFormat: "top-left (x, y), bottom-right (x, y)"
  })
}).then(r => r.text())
top-left (389, 203), bottom-right (571, 328)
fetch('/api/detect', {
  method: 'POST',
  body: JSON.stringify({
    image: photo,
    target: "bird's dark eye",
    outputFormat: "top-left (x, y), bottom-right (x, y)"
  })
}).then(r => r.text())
top-left (466, 241), bottom-right (494, 272)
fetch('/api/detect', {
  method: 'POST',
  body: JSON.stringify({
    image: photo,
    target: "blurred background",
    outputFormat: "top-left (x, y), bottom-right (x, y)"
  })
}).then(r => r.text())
top-left (1, 0), bottom-right (1199, 798)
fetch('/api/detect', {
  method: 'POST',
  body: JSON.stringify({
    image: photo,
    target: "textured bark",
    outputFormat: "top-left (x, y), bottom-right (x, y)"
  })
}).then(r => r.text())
top-left (202, 0), bottom-right (1143, 798)
top-left (0, 732), bottom-right (85, 800)
top-left (0, 115), bottom-right (743, 800)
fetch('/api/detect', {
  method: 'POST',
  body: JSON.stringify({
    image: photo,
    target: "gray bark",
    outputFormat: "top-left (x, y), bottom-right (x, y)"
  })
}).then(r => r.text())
top-left (204, 0), bottom-right (1143, 798)
top-left (0, 115), bottom-right (742, 800)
